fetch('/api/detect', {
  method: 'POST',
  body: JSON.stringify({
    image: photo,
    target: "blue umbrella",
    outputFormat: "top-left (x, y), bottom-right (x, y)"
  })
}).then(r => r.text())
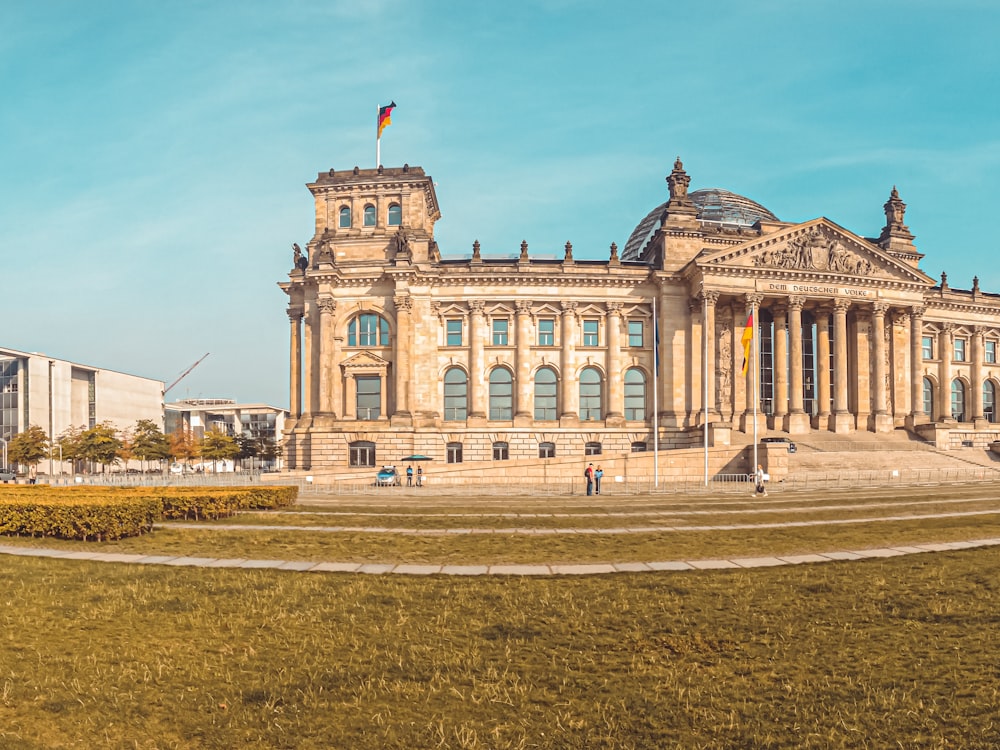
top-left (401, 454), bottom-right (433, 461)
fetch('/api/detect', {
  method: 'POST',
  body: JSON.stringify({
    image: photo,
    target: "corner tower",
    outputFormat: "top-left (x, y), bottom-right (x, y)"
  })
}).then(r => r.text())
top-left (304, 165), bottom-right (441, 267)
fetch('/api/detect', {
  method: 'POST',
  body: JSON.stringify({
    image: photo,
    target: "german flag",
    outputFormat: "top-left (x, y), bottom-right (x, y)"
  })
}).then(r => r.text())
top-left (378, 101), bottom-right (396, 138)
top-left (740, 312), bottom-right (754, 376)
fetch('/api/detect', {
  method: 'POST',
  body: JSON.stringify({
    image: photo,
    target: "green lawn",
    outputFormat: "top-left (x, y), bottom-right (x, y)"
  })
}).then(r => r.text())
top-left (0, 484), bottom-right (998, 748)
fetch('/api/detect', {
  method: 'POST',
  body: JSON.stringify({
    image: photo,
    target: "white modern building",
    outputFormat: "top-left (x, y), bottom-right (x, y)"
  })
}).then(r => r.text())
top-left (0, 346), bottom-right (164, 457)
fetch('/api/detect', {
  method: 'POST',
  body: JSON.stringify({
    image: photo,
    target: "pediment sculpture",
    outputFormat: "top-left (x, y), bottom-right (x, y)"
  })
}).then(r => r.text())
top-left (754, 228), bottom-right (874, 276)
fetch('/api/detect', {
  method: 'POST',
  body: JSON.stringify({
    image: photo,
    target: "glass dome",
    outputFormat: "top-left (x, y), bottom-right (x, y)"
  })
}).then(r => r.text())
top-left (622, 188), bottom-right (779, 261)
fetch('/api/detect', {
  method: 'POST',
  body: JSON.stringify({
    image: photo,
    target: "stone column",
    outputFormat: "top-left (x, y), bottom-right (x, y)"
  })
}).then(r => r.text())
top-left (870, 302), bottom-right (893, 432)
top-left (605, 302), bottom-right (624, 423)
top-left (939, 323), bottom-right (954, 422)
top-left (853, 309), bottom-right (872, 431)
top-left (514, 300), bottom-right (533, 424)
top-left (560, 301), bottom-right (578, 421)
top-left (392, 294), bottom-right (413, 421)
top-left (702, 291), bottom-right (719, 419)
top-left (469, 300), bottom-right (486, 420)
top-left (785, 296), bottom-right (809, 433)
top-left (740, 293), bottom-right (764, 433)
top-left (908, 306), bottom-right (927, 426)
top-left (892, 311), bottom-right (910, 425)
top-left (288, 306), bottom-right (303, 419)
top-left (973, 326), bottom-right (985, 426)
top-left (830, 299), bottom-right (853, 433)
top-left (317, 296), bottom-right (336, 417)
top-left (814, 306), bottom-right (832, 430)
top-left (302, 298), bottom-right (318, 418)
top-left (772, 303), bottom-right (788, 429)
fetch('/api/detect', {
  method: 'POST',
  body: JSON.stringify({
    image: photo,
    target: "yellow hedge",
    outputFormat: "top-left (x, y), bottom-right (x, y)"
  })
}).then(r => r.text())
top-left (0, 485), bottom-right (298, 541)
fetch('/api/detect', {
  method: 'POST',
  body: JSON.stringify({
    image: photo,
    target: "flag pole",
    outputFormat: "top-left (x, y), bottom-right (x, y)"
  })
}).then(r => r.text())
top-left (703, 287), bottom-right (709, 487)
top-left (653, 294), bottom-right (659, 489)
top-left (376, 104), bottom-right (381, 167)
top-left (752, 299), bottom-right (759, 478)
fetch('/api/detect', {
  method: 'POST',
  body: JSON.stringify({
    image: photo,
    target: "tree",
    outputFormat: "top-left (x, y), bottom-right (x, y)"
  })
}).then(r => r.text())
top-left (169, 427), bottom-right (200, 470)
top-left (259, 436), bottom-right (283, 470)
top-left (132, 419), bottom-right (171, 471)
top-left (7, 425), bottom-right (49, 475)
top-left (200, 428), bottom-right (238, 472)
top-left (56, 425), bottom-right (86, 474)
top-left (78, 422), bottom-right (123, 473)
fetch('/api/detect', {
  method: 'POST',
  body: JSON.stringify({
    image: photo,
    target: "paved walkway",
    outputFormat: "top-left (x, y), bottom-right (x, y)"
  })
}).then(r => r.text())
top-left (2, 537), bottom-right (999, 576)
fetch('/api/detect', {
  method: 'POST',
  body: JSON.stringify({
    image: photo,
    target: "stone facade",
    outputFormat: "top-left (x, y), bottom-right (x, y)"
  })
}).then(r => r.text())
top-left (279, 160), bottom-right (1000, 475)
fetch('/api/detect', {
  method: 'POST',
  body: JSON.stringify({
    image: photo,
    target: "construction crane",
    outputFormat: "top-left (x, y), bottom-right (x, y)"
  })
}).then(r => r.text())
top-left (164, 353), bottom-right (210, 396)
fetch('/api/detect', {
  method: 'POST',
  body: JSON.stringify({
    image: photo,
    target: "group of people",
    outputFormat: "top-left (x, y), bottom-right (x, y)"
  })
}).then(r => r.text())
top-left (405, 464), bottom-right (423, 487)
top-left (584, 463), bottom-right (604, 495)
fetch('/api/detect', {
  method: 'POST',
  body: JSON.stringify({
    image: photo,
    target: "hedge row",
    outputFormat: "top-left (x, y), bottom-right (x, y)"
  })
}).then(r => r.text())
top-left (0, 485), bottom-right (298, 541)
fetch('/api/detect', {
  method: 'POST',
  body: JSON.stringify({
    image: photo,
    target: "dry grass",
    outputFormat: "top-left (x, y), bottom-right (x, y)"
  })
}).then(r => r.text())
top-left (0, 483), bottom-right (998, 747)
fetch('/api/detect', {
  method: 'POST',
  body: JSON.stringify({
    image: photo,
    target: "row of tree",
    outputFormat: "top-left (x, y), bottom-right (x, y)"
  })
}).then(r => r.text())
top-left (5, 420), bottom-right (282, 475)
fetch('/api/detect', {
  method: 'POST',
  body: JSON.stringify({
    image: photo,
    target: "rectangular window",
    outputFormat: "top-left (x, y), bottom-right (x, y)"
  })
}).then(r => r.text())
top-left (446, 319), bottom-right (463, 346)
top-left (954, 338), bottom-right (967, 362)
top-left (628, 320), bottom-right (644, 348)
top-left (987, 341), bottom-right (997, 364)
top-left (538, 319), bottom-right (554, 346)
top-left (447, 443), bottom-right (463, 464)
top-left (921, 336), bottom-right (933, 360)
top-left (356, 376), bottom-right (381, 420)
top-left (349, 443), bottom-right (376, 467)
top-left (492, 319), bottom-right (509, 346)
top-left (493, 442), bottom-right (509, 461)
top-left (583, 319), bottom-right (599, 347)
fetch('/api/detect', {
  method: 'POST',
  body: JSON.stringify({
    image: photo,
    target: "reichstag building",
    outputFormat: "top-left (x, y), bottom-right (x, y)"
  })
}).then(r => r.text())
top-left (279, 159), bottom-right (1000, 472)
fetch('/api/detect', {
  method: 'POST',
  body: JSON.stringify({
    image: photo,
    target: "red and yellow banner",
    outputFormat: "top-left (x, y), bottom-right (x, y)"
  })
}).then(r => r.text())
top-left (378, 101), bottom-right (396, 138)
top-left (740, 312), bottom-right (754, 376)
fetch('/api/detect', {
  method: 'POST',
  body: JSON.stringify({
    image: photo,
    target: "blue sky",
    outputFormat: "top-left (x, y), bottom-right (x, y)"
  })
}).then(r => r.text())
top-left (3, 1), bottom-right (998, 408)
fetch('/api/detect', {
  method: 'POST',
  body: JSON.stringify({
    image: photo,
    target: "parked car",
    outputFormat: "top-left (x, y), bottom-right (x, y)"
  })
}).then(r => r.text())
top-left (0, 468), bottom-right (16, 483)
top-left (375, 466), bottom-right (400, 486)
top-left (761, 436), bottom-right (797, 454)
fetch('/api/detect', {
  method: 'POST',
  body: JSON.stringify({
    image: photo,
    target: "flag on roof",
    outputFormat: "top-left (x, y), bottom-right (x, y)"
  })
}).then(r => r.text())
top-left (378, 101), bottom-right (396, 138)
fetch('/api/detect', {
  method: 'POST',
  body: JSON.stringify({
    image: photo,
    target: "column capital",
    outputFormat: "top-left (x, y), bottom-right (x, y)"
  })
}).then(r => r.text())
top-left (891, 310), bottom-right (909, 327)
top-left (430, 301), bottom-right (442, 318)
top-left (787, 295), bottom-right (805, 311)
top-left (972, 324), bottom-right (986, 337)
top-left (871, 301), bottom-right (889, 316)
top-left (393, 295), bottom-right (413, 312)
top-left (910, 304), bottom-right (925, 318)
top-left (942, 322), bottom-right (956, 334)
top-left (317, 296), bottom-right (336, 316)
top-left (699, 290), bottom-right (720, 306)
top-left (287, 306), bottom-right (304, 322)
top-left (560, 300), bottom-right (578, 316)
top-left (516, 300), bottom-right (533, 315)
top-left (833, 299), bottom-right (851, 313)
top-left (745, 293), bottom-right (763, 307)
top-left (605, 301), bottom-right (623, 315)
top-left (470, 300), bottom-right (486, 315)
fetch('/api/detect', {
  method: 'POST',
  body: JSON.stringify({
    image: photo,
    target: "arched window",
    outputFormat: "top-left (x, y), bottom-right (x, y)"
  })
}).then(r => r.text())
top-left (951, 379), bottom-right (966, 421)
top-left (348, 313), bottom-right (390, 347)
top-left (492, 441), bottom-right (509, 461)
top-left (443, 368), bottom-right (468, 421)
top-left (624, 368), bottom-right (646, 420)
top-left (534, 367), bottom-right (557, 420)
top-left (984, 381), bottom-right (996, 423)
top-left (339, 206), bottom-right (351, 228)
top-left (538, 441), bottom-right (555, 459)
top-left (447, 442), bottom-right (463, 464)
top-left (630, 441), bottom-right (647, 453)
top-left (363, 204), bottom-right (376, 227)
top-left (579, 367), bottom-right (602, 421)
top-left (349, 440), bottom-right (376, 467)
top-left (489, 368), bottom-right (513, 420)
top-left (585, 441), bottom-right (602, 456)
top-left (923, 377), bottom-right (934, 419)
top-left (387, 203), bottom-right (402, 226)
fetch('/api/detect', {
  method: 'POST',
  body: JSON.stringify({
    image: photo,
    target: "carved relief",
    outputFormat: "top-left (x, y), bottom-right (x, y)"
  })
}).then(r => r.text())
top-left (717, 316), bottom-right (733, 412)
top-left (753, 228), bottom-right (875, 276)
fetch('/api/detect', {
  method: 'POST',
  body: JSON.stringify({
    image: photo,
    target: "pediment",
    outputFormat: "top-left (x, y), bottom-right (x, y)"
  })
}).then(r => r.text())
top-left (700, 219), bottom-right (934, 285)
top-left (341, 350), bottom-right (390, 369)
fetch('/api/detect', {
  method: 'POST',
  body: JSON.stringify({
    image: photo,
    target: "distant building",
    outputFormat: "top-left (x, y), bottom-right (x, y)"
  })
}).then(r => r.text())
top-left (0, 346), bottom-right (164, 446)
top-left (164, 398), bottom-right (288, 443)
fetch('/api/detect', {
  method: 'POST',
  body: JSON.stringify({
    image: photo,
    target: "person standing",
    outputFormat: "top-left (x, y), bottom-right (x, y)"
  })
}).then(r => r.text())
top-left (585, 463), bottom-right (595, 495)
top-left (754, 464), bottom-right (768, 497)
top-left (595, 466), bottom-right (603, 495)
top-left (406, 465), bottom-right (414, 487)
top-left (416, 465), bottom-right (423, 487)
